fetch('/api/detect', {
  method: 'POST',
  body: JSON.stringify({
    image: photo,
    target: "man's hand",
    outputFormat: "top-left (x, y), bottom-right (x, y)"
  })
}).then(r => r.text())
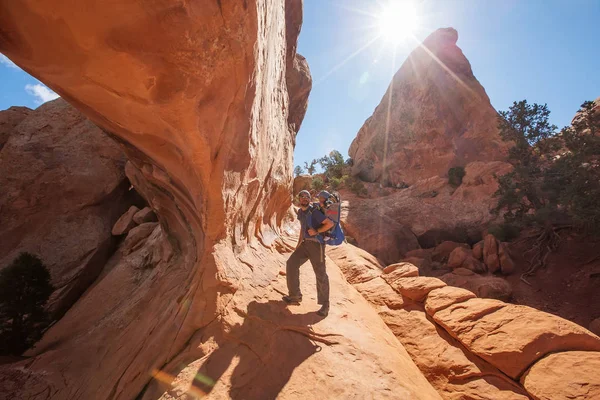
top-left (307, 228), bottom-right (318, 236)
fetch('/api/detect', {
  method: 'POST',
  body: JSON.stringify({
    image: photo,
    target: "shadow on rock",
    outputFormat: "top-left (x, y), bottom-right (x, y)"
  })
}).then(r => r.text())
top-left (192, 300), bottom-right (331, 399)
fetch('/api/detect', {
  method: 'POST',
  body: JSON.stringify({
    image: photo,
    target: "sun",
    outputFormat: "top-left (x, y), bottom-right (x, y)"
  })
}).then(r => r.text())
top-left (377, 1), bottom-right (420, 44)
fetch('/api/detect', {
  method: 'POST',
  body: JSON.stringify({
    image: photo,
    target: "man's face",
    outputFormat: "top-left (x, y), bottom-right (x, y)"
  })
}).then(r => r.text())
top-left (298, 192), bottom-right (311, 206)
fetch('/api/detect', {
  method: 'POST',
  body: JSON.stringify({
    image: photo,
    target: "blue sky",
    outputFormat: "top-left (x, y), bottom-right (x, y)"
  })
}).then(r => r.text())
top-left (295, 0), bottom-right (600, 167)
top-left (1, 1), bottom-right (599, 170)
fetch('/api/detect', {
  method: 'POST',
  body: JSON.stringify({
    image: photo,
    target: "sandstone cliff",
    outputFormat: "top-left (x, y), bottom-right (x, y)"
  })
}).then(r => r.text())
top-left (0, 1), bottom-right (438, 399)
top-left (349, 27), bottom-right (509, 187)
top-left (1, 2), bottom-right (599, 400)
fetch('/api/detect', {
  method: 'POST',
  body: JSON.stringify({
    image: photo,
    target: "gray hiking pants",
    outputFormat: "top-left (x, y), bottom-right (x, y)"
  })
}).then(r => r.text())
top-left (286, 240), bottom-right (330, 305)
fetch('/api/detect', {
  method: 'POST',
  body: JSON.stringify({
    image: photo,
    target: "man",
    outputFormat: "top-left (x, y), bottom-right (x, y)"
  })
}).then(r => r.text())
top-left (283, 190), bottom-right (334, 317)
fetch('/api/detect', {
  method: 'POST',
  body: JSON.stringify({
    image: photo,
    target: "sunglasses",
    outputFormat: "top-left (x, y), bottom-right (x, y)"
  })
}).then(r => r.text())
top-left (298, 194), bottom-right (311, 199)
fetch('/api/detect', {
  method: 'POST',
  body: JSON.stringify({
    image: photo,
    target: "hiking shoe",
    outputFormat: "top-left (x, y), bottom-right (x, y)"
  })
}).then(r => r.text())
top-left (317, 304), bottom-right (329, 317)
top-left (282, 295), bottom-right (302, 305)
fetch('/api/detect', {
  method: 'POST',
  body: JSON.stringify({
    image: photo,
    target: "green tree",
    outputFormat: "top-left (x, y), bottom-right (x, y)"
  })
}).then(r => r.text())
top-left (493, 100), bottom-right (558, 222)
top-left (293, 165), bottom-right (304, 177)
top-left (545, 101), bottom-right (600, 233)
top-left (0, 253), bottom-right (54, 356)
top-left (303, 159), bottom-right (318, 175)
top-left (318, 150), bottom-right (346, 179)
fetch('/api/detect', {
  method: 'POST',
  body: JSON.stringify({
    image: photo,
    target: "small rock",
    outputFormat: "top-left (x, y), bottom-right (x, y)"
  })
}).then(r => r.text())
top-left (133, 206), bottom-right (157, 224)
top-left (472, 240), bottom-right (484, 260)
top-left (498, 242), bottom-right (515, 275)
top-left (112, 206), bottom-right (140, 236)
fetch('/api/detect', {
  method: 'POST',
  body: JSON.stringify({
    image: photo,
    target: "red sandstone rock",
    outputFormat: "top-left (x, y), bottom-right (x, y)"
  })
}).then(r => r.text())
top-left (381, 306), bottom-right (529, 400)
top-left (498, 242), bottom-right (515, 275)
top-left (349, 28), bottom-right (509, 186)
top-left (424, 286), bottom-right (476, 316)
top-left (433, 299), bottom-right (600, 379)
top-left (133, 206), bottom-right (157, 224)
top-left (390, 277), bottom-right (447, 302)
top-left (472, 240), bottom-right (484, 260)
top-left (447, 247), bottom-right (472, 268)
top-left (483, 234), bottom-right (500, 273)
top-left (433, 241), bottom-right (470, 262)
top-left (521, 351), bottom-right (600, 400)
top-left (0, 99), bottom-right (131, 319)
top-left (111, 206), bottom-right (140, 236)
top-left (440, 273), bottom-right (512, 301)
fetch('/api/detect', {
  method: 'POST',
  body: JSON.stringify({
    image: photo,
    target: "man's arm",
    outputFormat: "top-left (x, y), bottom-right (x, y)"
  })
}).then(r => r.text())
top-left (307, 211), bottom-right (334, 236)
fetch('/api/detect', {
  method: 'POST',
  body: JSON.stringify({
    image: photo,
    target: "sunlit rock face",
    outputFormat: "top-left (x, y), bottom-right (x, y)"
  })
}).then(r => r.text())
top-left (0, 0), bottom-right (310, 398)
top-left (0, 2), bottom-right (439, 399)
top-left (349, 27), bottom-right (509, 186)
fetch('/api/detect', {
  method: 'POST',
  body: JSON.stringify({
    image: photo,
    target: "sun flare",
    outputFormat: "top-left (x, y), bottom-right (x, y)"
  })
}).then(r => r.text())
top-left (378, 1), bottom-right (420, 44)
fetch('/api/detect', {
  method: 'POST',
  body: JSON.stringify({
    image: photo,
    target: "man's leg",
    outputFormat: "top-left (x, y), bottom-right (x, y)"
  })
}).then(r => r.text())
top-left (306, 242), bottom-right (330, 310)
top-left (285, 243), bottom-right (308, 302)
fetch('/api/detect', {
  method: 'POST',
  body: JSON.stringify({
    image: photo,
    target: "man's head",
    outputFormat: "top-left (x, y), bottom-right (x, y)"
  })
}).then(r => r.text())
top-left (298, 190), bottom-right (311, 208)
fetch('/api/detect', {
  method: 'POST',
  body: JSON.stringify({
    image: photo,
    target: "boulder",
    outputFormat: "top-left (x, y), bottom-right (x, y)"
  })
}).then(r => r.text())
top-left (380, 306), bottom-right (530, 400)
top-left (498, 242), bottom-right (515, 275)
top-left (521, 351), bottom-right (600, 400)
top-left (440, 273), bottom-right (512, 301)
top-left (433, 299), bottom-right (600, 379)
top-left (382, 263), bottom-right (420, 286)
top-left (389, 277), bottom-right (446, 302)
top-left (383, 262), bottom-right (419, 276)
top-left (432, 241), bottom-right (470, 263)
top-left (132, 207), bottom-right (157, 225)
top-left (483, 234), bottom-right (500, 273)
top-left (472, 240), bottom-right (484, 260)
top-left (121, 222), bottom-right (159, 255)
top-left (424, 286), bottom-right (476, 316)
top-left (111, 206), bottom-right (140, 236)
top-left (462, 256), bottom-right (487, 273)
top-left (353, 277), bottom-right (411, 310)
top-left (447, 247), bottom-right (472, 268)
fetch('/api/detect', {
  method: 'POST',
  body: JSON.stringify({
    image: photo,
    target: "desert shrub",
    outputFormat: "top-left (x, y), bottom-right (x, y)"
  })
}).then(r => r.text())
top-left (311, 177), bottom-right (325, 192)
top-left (0, 253), bottom-right (54, 356)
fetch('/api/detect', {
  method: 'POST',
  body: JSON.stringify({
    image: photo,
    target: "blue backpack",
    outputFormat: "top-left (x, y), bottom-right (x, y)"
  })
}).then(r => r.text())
top-left (307, 193), bottom-right (345, 246)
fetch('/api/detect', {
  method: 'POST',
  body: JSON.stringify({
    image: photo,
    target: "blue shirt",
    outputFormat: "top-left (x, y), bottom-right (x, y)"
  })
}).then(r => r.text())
top-left (297, 204), bottom-right (327, 241)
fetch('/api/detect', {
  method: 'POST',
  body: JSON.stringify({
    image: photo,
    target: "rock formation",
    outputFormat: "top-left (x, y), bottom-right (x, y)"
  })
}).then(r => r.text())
top-left (349, 27), bottom-right (509, 186)
top-left (1, 3), bottom-right (599, 400)
top-left (0, 1), bottom-right (437, 399)
top-left (0, 99), bottom-right (137, 319)
top-left (328, 243), bottom-right (600, 400)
